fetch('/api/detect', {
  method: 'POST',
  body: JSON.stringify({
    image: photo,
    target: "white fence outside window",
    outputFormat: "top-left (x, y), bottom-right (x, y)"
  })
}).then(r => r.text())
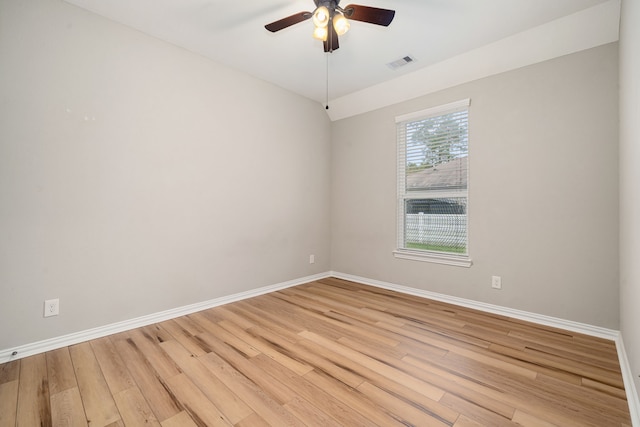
top-left (405, 213), bottom-right (467, 246)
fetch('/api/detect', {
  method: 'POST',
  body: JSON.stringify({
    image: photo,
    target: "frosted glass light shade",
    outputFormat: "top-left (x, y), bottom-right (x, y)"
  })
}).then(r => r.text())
top-left (333, 13), bottom-right (350, 35)
top-left (313, 25), bottom-right (328, 40)
top-left (313, 6), bottom-right (330, 27)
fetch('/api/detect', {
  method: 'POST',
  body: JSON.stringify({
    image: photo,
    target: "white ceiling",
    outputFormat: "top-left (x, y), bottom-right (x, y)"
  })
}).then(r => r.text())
top-left (64, 0), bottom-right (615, 116)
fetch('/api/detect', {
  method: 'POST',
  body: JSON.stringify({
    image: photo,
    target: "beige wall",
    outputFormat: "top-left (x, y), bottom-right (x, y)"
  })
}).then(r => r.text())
top-left (0, 0), bottom-right (331, 349)
top-left (331, 43), bottom-right (620, 329)
top-left (620, 0), bottom-right (640, 394)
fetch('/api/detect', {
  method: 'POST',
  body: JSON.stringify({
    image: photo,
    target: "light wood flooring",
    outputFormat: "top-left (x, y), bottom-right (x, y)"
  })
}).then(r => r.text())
top-left (0, 277), bottom-right (632, 426)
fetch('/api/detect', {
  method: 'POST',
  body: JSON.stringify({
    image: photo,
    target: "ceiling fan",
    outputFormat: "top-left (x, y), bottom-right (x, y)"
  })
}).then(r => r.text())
top-left (265, 1), bottom-right (395, 53)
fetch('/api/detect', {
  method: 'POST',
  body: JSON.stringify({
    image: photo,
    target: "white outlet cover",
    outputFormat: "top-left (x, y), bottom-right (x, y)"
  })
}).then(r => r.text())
top-left (44, 299), bottom-right (60, 317)
top-left (491, 276), bottom-right (502, 289)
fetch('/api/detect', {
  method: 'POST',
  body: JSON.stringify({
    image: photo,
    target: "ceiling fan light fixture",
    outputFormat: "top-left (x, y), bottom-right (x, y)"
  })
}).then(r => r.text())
top-left (265, 2), bottom-right (396, 52)
top-left (312, 6), bottom-right (330, 27)
top-left (332, 13), bottom-right (350, 36)
top-left (313, 25), bottom-right (328, 41)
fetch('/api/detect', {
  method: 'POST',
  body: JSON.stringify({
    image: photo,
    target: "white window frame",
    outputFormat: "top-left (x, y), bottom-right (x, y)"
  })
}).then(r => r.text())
top-left (393, 99), bottom-right (472, 268)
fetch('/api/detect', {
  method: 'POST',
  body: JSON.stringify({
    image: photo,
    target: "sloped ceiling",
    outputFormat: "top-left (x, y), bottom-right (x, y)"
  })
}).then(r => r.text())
top-left (64, 0), bottom-right (620, 120)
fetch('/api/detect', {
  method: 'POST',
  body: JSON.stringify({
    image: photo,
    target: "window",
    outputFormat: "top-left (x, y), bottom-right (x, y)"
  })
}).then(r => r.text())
top-left (394, 99), bottom-right (472, 267)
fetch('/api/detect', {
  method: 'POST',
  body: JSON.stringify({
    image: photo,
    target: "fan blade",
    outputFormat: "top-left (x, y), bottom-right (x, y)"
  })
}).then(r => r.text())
top-left (265, 12), bottom-right (311, 32)
top-left (323, 21), bottom-right (339, 52)
top-left (343, 4), bottom-right (395, 26)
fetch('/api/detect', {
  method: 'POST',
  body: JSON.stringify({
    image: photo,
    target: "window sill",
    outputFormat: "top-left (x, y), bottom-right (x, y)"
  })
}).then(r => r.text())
top-left (393, 249), bottom-right (473, 268)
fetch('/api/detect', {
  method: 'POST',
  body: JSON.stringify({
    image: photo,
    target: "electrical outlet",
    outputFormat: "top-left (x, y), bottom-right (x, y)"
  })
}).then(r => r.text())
top-left (491, 276), bottom-right (502, 290)
top-left (44, 299), bottom-right (59, 317)
top-left (309, 254), bottom-right (315, 264)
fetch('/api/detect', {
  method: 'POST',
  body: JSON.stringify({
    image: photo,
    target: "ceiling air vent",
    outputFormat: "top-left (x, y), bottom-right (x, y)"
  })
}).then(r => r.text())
top-left (387, 55), bottom-right (416, 70)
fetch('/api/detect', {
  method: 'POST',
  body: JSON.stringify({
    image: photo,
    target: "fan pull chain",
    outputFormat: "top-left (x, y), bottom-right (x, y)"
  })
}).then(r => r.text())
top-left (325, 52), bottom-right (329, 110)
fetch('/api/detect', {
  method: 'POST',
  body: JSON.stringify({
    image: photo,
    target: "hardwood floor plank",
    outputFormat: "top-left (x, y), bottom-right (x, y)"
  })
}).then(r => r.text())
top-left (300, 329), bottom-right (446, 401)
top-left (439, 392), bottom-right (520, 427)
top-left (383, 319), bottom-right (494, 351)
top-left (113, 386), bottom-right (161, 426)
top-left (533, 373), bottom-right (631, 424)
top-left (272, 288), bottom-right (335, 315)
top-left (227, 301), bottom-right (305, 343)
top-left (300, 370), bottom-right (401, 427)
top-left (432, 350), bottom-right (623, 427)
top-left (511, 409), bottom-right (562, 427)
top-left (0, 360), bottom-right (20, 384)
top-left (252, 327), bottom-right (366, 389)
top-left (515, 335), bottom-right (623, 371)
top-left (325, 310), bottom-right (404, 347)
top-left (399, 353), bottom-right (517, 419)
top-left (0, 379), bottom-right (19, 426)
top-left (522, 346), bottom-right (624, 387)
top-left (171, 315), bottom-right (206, 336)
top-left (252, 354), bottom-right (387, 427)
top-left (581, 376), bottom-right (628, 399)
top-left (457, 323), bottom-right (528, 352)
top-left (16, 353), bottom-right (51, 427)
top-left (50, 387), bottom-right (88, 427)
top-left (158, 319), bottom-right (212, 357)
top-left (111, 333), bottom-right (183, 422)
top-left (285, 285), bottom-right (368, 315)
top-left (164, 373), bottom-right (233, 427)
top-left (189, 313), bottom-right (261, 358)
top-left (217, 320), bottom-right (313, 376)
top-left (199, 331), bottom-right (298, 405)
top-left (304, 304), bottom-right (403, 347)
top-left (90, 336), bottom-right (137, 395)
top-left (159, 339), bottom-right (254, 424)
top-left (198, 350), bottom-right (306, 426)
top-left (357, 380), bottom-right (451, 427)
top-left (297, 334), bottom-right (491, 425)
top-left (46, 347), bottom-right (78, 395)
top-left (69, 342), bottom-right (121, 427)
top-left (283, 395), bottom-right (338, 427)
top-left (209, 306), bottom-right (255, 330)
top-left (160, 411), bottom-right (199, 427)
top-left (415, 352), bottom-right (594, 426)
top-left (121, 328), bottom-right (182, 380)
top-left (487, 343), bottom-right (582, 385)
top-left (232, 412), bottom-right (272, 427)
top-left (337, 335), bottom-right (406, 364)
top-left (255, 293), bottom-right (347, 341)
top-left (380, 302), bottom-right (472, 332)
top-left (143, 323), bottom-right (178, 345)
top-left (453, 414), bottom-right (489, 427)
top-left (390, 323), bottom-right (539, 380)
top-left (235, 295), bottom-right (307, 334)
top-left (308, 286), bottom-right (394, 316)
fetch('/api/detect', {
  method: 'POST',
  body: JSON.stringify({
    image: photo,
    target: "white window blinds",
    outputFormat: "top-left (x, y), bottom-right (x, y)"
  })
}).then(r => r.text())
top-left (396, 99), bottom-right (470, 262)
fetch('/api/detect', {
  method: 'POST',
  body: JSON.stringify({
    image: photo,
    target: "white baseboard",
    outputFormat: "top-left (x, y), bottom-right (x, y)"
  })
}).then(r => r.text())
top-left (0, 272), bottom-right (332, 364)
top-left (616, 336), bottom-right (640, 427)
